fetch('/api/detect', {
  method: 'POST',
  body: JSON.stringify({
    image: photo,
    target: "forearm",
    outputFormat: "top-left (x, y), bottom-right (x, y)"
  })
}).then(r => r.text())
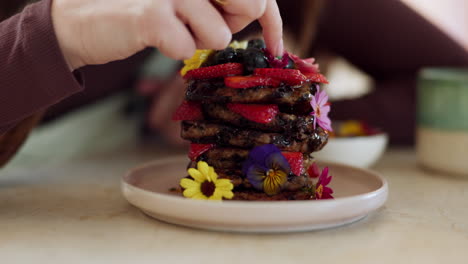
top-left (0, 0), bottom-right (82, 134)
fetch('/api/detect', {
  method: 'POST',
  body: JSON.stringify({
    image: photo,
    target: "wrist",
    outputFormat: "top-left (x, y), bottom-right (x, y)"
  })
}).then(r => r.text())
top-left (50, 0), bottom-right (84, 70)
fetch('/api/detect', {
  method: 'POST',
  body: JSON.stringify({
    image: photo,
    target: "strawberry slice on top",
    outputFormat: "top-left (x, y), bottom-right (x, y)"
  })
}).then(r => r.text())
top-left (253, 68), bottom-right (306, 85)
top-left (227, 103), bottom-right (279, 124)
top-left (183, 63), bottom-right (243, 80)
top-left (224, 76), bottom-right (281, 89)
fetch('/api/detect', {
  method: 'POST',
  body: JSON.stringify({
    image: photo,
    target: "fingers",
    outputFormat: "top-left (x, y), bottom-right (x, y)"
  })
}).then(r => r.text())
top-left (258, 0), bottom-right (283, 56)
top-left (175, 0), bottom-right (231, 50)
top-left (141, 4), bottom-right (196, 59)
top-left (141, 0), bottom-right (283, 60)
top-left (221, 0), bottom-right (268, 33)
top-left (220, 0), bottom-right (283, 56)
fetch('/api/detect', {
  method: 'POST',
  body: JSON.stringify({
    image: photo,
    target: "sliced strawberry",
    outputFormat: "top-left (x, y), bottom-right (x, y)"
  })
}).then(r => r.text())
top-left (281, 152), bottom-right (304, 176)
top-left (288, 53), bottom-right (320, 74)
top-left (227, 103), bottom-right (278, 124)
top-left (188, 143), bottom-right (215, 161)
top-left (224, 76), bottom-right (281, 89)
top-left (254, 68), bottom-right (306, 85)
top-left (307, 162), bottom-right (320, 178)
top-left (172, 101), bottom-right (203, 121)
top-left (304, 73), bottom-right (329, 84)
top-left (183, 63), bottom-right (243, 80)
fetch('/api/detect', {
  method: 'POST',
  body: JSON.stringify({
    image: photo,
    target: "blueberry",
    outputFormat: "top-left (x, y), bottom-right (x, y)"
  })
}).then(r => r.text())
top-left (213, 47), bottom-right (239, 65)
top-left (235, 49), bottom-right (245, 63)
top-left (243, 47), bottom-right (269, 74)
top-left (247, 39), bottom-right (266, 49)
top-left (284, 57), bottom-right (295, 69)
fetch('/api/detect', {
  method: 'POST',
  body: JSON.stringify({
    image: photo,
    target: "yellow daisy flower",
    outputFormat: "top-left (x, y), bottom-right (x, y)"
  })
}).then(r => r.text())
top-left (229, 40), bottom-right (248, 50)
top-left (180, 49), bottom-right (214, 77)
top-left (180, 161), bottom-right (234, 200)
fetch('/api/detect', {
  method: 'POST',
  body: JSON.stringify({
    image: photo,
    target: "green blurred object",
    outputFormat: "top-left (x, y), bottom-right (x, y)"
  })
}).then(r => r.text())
top-left (140, 50), bottom-right (181, 79)
top-left (416, 67), bottom-right (468, 176)
top-left (417, 68), bottom-right (468, 131)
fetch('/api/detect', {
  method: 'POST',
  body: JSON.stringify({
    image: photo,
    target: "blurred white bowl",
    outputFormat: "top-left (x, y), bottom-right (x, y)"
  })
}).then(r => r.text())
top-left (314, 133), bottom-right (389, 168)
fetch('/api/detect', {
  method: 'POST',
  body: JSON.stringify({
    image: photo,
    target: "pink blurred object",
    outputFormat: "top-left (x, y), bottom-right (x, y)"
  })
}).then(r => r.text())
top-left (136, 79), bottom-right (163, 95)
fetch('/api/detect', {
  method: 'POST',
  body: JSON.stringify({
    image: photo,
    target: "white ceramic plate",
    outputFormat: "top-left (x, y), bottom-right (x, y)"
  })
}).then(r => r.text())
top-left (121, 156), bottom-right (388, 233)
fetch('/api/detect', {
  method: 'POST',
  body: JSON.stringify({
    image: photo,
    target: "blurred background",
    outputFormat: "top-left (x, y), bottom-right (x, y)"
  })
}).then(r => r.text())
top-left (328, 0), bottom-right (467, 101)
top-left (2, 0), bottom-right (467, 168)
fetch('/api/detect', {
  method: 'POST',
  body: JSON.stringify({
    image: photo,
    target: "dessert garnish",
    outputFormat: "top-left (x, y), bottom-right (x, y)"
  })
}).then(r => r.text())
top-left (227, 103), bottom-right (279, 124)
top-left (314, 166), bottom-right (334, 200)
top-left (310, 87), bottom-right (333, 132)
top-left (180, 161), bottom-right (234, 200)
top-left (174, 39), bottom-right (335, 201)
top-left (242, 144), bottom-right (290, 195)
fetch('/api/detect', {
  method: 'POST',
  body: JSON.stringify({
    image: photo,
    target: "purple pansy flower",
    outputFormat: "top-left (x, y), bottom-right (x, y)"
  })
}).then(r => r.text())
top-left (242, 144), bottom-right (290, 196)
top-left (310, 87), bottom-right (333, 132)
top-left (315, 166), bottom-right (334, 200)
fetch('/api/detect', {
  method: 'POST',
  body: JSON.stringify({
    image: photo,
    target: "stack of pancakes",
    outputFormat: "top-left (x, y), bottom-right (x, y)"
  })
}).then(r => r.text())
top-left (180, 77), bottom-right (329, 200)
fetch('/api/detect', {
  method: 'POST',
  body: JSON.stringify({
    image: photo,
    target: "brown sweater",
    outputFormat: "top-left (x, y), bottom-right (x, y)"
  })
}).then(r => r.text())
top-left (0, 0), bottom-right (148, 166)
top-left (0, 0), bottom-right (82, 134)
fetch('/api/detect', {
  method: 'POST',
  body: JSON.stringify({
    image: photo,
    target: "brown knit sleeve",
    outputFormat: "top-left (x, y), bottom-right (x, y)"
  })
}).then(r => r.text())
top-left (0, 0), bottom-right (83, 134)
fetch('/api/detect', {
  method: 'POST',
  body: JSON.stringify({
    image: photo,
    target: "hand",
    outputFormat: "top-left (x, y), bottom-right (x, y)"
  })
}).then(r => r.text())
top-left (51, 0), bottom-right (283, 70)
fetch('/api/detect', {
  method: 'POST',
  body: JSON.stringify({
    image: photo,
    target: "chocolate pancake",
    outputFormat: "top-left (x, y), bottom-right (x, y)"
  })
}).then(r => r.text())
top-left (194, 147), bottom-right (314, 172)
top-left (181, 121), bottom-right (328, 153)
top-left (203, 103), bottom-right (316, 135)
top-left (187, 159), bottom-right (314, 193)
top-left (185, 79), bottom-right (318, 106)
top-left (231, 189), bottom-right (313, 201)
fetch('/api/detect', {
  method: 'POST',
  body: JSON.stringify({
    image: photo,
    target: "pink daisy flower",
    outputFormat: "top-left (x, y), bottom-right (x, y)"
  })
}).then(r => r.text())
top-left (310, 87), bottom-right (333, 132)
top-left (315, 166), bottom-right (334, 200)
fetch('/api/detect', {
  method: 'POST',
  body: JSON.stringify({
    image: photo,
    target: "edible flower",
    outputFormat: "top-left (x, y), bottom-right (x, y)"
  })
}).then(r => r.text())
top-left (310, 87), bottom-right (333, 132)
top-left (288, 53), bottom-right (319, 74)
top-left (264, 49), bottom-right (290, 68)
top-left (243, 144), bottom-right (290, 195)
top-left (229, 40), bottom-right (248, 50)
top-left (180, 49), bottom-right (214, 77)
top-left (180, 161), bottom-right (234, 200)
top-left (315, 165), bottom-right (334, 199)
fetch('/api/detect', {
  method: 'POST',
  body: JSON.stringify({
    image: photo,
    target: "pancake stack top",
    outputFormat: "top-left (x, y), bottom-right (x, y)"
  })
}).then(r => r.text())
top-left (174, 39), bottom-right (334, 201)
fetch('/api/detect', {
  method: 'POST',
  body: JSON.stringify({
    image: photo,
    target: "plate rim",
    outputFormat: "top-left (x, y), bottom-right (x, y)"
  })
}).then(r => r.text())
top-left (121, 155), bottom-right (388, 208)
